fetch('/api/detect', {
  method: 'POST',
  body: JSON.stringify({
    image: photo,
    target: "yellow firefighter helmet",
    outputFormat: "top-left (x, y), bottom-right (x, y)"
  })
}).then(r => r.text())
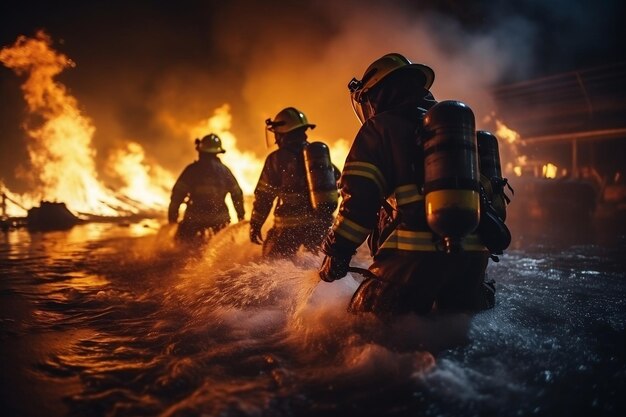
top-left (195, 133), bottom-right (225, 153)
top-left (348, 53), bottom-right (435, 124)
top-left (265, 107), bottom-right (316, 134)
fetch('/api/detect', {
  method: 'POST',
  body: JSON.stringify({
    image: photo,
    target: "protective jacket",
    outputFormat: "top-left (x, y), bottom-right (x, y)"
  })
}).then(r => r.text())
top-left (251, 140), bottom-right (340, 257)
top-left (323, 97), bottom-right (492, 315)
top-left (169, 156), bottom-right (244, 232)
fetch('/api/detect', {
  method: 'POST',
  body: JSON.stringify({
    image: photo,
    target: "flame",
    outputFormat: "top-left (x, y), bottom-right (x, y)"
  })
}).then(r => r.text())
top-left (494, 119), bottom-right (521, 145)
top-left (326, 138), bottom-right (350, 171)
top-left (542, 163), bottom-right (558, 179)
top-left (0, 32), bottom-right (174, 217)
top-left (487, 116), bottom-right (527, 177)
top-left (1, 32), bottom-right (351, 224)
top-left (512, 156), bottom-right (526, 177)
top-left (0, 32), bottom-right (122, 215)
top-left (107, 142), bottom-right (174, 208)
top-left (0, 184), bottom-right (34, 217)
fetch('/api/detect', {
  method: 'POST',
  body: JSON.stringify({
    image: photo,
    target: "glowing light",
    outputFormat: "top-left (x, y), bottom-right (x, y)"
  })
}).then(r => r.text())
top-left (326, 138), bottom-right (350, 171)
top-left (487, 116), bottom-right (527, 177)
top-left (108, 142), bottom-right (174, 209)
top-left (494, 119), bottom-right (521, 144)
top-left (542, 163), bottom-right (558, 179)
top-left (0, 32), bottom-right (122, 215)
top-left (0, 32), bottom-right (174, 217)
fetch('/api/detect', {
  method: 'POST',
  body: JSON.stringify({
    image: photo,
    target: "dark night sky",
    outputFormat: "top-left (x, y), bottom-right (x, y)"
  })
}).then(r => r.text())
top-left (1, 0), bottom-right (625, 193)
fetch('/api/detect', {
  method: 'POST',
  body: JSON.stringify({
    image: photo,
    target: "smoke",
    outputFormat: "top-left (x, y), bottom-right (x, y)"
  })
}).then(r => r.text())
top-left (1, 0), bottom-right (623, 196)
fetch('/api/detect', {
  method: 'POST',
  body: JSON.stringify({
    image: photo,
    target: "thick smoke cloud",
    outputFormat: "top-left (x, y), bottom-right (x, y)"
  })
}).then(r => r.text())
top-left (1, 0), bottom-right (623, 194)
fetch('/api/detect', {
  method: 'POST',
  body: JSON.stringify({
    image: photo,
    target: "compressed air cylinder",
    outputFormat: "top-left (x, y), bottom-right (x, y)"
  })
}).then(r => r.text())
top-left (423, 100), bottom-right (481, 252)
top-left (303, 142), bottom-right (338, 211)
top-left (477, 130), bottom-right (507, 220)
top-left (477, 130), bottom-right (502, 179)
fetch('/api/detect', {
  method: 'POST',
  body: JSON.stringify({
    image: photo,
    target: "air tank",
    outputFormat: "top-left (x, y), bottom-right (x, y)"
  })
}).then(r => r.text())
top-left (477, 130), bottom-right (507, 220)
top-left (477, 130), bottom-right (502, 179)
top-left (423, 100), bottom-right (480, 253)
top-left (303, 142), bottom-right (338, 212)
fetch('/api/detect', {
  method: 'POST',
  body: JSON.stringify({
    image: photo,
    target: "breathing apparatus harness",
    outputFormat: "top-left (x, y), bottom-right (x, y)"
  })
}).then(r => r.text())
top-left (368, 103), bottom-right (512, 262)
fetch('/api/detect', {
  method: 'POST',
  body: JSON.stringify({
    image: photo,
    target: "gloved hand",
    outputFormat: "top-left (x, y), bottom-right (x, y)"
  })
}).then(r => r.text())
top-left (319, 254), bottom-right (351, 282)
top-left (250, 223), bottom-right (263, 245)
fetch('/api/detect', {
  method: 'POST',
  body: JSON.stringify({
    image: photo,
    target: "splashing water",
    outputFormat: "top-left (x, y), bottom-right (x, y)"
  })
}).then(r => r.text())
top-left (1, 223), bottom-right (624, 417)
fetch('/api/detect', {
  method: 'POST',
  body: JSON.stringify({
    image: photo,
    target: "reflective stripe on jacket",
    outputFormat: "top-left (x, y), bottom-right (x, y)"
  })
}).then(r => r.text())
top-left (327, 102), bottom-right (487, 256)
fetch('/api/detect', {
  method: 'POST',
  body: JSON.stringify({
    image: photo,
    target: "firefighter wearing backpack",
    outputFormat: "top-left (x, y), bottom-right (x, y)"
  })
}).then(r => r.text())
top-left (318, 53), bottom-right (511, 316)
top-left (250, 107), bottom-right (341, 258)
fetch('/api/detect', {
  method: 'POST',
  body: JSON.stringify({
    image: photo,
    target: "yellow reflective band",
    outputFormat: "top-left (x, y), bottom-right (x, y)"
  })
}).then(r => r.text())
top-left (380, 229), bottom-right (438, 251)
top-left (394, 184), bottom-right (423, 205)
top-left (425, 189), bottom-right (479, 212)
top-left (379, 229), bottom-right (487, 252)
top-left (342, 161), bottom-right (387, 195)
top-left (334, 215), bottom-right (370, 244)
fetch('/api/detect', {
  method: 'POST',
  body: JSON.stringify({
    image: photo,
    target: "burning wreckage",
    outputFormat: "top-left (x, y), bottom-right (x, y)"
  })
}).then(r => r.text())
top-left (1, 192), bottom-right (166, 232)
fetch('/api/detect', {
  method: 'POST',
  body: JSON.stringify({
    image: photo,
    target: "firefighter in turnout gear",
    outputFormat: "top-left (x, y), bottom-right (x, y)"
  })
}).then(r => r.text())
top-left (250, 107), bottom-right (340, 258)
top-left (168, 133), bottom-right (245, 243)
top-left (319, 53), bottom-right (508, 316)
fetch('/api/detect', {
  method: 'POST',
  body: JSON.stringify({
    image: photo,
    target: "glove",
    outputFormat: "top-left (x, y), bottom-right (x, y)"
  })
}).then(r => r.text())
top-left (250, 223), bottom-right (263, 245)
top-left (319, 254), bottom-right (351, 282)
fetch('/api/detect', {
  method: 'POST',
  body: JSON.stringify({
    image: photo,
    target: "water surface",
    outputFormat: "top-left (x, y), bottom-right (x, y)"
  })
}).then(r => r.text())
top-left (1, 220), bottom-right (624, 417)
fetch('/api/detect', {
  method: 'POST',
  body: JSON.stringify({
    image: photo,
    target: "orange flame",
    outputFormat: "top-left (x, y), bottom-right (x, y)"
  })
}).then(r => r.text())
top-left (1, 32), bottom-right (121, 215)
top-left (1, 32), bottom-right (350, 223)
top-left (107, 142), bottom-right (174, 208)
top-left (489, 117), bottom-right (527, 177)
top-left (0, 32), bottom-right (175, 217)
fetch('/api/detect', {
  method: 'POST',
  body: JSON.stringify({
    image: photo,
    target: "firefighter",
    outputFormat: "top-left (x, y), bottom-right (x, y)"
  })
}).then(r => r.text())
top-left (168, 133), bottom-right (245, 243)
top-left (319, 53), bottom-right (506, 317)
top-left (250, 107), bottom-right (340, 258)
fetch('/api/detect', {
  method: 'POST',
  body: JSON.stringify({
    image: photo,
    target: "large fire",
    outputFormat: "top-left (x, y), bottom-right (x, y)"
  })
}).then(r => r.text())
top-left (0, 31), bottom-right (349, 222)
top-left (0, 33), bottom-right (257, 220)
top-left (0, 31), bottom-right (164, 217)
